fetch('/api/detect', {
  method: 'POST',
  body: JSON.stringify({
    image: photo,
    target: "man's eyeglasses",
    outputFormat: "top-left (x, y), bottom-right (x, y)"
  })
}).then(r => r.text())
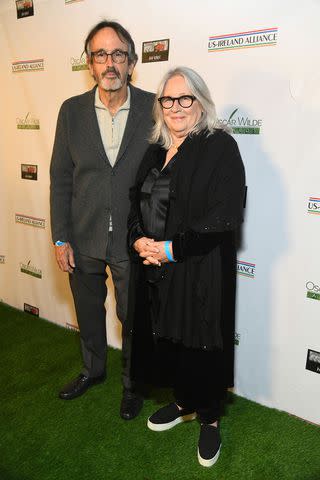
top-left (91, 49), bottom-right (128, 64)
top-left (158, 95), bottom-right (196, 109)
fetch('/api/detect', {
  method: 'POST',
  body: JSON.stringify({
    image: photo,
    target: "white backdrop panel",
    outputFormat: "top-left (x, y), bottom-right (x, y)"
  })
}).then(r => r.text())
top-left (0, 0), bottom-right (319, 423)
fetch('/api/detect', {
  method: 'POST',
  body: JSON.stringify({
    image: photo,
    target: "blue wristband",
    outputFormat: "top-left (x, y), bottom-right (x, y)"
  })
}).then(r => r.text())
top-left (55, 240), bottom-right (66, 246)
top-left (164, 240), bottom-right (175, 262)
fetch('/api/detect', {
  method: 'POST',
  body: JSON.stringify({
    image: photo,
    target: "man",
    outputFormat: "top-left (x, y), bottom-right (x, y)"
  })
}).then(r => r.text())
top-left (50, 20), bottom-right (154, 419)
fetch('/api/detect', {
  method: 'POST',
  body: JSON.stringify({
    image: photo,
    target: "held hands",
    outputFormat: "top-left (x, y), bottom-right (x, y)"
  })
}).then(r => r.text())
top-left (54, 242), bottom-right (75, 273)
top-left (133, 237), bottom-right (173, 266)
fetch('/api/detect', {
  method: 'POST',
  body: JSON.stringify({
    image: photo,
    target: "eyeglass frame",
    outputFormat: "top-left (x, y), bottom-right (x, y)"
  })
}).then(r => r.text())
top-left (158, 95), bottom-right (197, 109)
top-left (90, 49), bottom-right (129, 64)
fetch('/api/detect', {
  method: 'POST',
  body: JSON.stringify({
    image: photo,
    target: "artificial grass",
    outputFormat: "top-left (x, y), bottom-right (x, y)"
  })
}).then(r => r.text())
top-left (0, 302), bottom-right (319, 480)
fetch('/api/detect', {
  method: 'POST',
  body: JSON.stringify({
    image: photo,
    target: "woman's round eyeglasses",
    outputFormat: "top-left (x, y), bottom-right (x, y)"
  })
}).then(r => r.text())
top-left (158, 95), bottom-right (196, 109)
top-left (91, 49), bottom-right (128, 64)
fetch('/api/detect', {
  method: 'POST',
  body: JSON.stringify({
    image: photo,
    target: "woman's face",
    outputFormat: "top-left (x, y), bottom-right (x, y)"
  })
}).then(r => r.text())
top-left (161, 75), bottom-right (202, 141)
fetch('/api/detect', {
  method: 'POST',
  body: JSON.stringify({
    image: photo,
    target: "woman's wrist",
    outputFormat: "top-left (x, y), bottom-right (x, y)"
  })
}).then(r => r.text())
top-left (164, 240), bottom-right (176, 262)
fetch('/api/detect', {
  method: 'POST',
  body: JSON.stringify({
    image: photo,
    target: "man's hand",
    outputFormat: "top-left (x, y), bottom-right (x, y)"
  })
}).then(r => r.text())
top-left (54, 242), bottom-right (75, 273)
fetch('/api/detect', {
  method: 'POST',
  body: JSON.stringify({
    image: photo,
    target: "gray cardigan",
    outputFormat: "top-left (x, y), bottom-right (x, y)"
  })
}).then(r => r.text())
top-left (50, 84), bottom-right (155, 260)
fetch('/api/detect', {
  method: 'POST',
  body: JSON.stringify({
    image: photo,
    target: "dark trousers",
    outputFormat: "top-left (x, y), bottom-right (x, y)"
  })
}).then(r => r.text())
top-left (69, 246), bottom-right (133, 390)
top-left (151, 338), bottom-right (225, 424)
top-left (172, 343), bottom-right (225, 424)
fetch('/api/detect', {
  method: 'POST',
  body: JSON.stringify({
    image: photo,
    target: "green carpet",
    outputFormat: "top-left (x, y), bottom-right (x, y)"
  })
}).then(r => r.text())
top-left (0, 302), bottom-right (319, 480)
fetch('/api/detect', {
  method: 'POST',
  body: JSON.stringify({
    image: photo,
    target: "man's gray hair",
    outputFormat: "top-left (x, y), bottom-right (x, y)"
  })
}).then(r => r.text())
top-left (150, 66), bottom-right (219, 149)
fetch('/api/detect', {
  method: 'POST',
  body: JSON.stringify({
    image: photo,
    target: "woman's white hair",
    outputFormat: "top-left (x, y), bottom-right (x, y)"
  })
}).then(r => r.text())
top-left (150, 66), bottom-right (219, 149)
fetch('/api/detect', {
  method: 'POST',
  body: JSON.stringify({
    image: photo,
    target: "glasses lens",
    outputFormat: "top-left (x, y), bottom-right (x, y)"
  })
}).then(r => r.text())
top-left (159, 97), bottom-right (173, 109)
top-left (111, 50), bottom-right (127, 63)
top-left (179, 96), bottom-right (194, 108)
top-left (93, 51), bottom-right (107, 64)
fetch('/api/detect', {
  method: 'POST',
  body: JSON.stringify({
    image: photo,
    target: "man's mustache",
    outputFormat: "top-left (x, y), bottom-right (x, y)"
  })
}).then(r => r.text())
top-left (102, 67), bottom-right (120, 78)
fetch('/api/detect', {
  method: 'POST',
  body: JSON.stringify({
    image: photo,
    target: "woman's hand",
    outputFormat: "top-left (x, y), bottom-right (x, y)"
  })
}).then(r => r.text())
top-left (151, 241), bottom-right (174, 264)
top-left (138, 240), bottom-right (174, 266)
top-left (133, 238), bottom-right (174, 266)
top-left (133, 237), bottom-right (161, 266)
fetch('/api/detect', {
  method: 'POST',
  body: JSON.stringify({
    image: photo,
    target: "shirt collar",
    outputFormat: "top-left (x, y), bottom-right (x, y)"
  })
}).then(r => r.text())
top-left (94, 86), bottom-right (131, 112)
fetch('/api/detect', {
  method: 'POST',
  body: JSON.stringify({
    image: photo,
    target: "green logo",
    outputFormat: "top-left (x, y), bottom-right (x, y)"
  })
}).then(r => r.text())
top-left (16, 112), bottom-right (40, 130)
top-left (71, 56), bottom-right (88, 71)
top-left (307, 291), bottom-right (320, 301)
top-left (219, 108), bottom-right (262, 134)
top-left (306, 281), bottom-right (320, 300)
top-left (20, 261), bottom-right (42, 279)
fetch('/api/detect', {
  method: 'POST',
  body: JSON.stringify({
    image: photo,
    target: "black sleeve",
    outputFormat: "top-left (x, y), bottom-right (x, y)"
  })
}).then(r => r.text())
top-left (172, 230), bottom-right (230, 261)
top-left (127, 183), bottom-right (146, 254)
top-left (172, 134), bottom-right (245, 261)
top-left (127, 146), bottom-right (159, 257)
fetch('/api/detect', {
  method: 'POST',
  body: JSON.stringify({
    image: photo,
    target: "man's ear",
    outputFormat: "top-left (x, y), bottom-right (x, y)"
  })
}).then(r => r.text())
top-left (87, 55), bottom-right (93, 75)
top-left (128, 60), bottom-right (136, 77)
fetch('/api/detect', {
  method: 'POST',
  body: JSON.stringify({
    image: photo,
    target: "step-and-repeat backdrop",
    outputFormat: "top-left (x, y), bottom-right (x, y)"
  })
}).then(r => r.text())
top-left (0, 0), bottom-right (319, 424)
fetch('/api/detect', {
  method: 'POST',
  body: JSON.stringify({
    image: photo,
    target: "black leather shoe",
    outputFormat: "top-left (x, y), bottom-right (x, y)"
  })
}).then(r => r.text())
top-left (120, 389), bottom-right (144, 420)
top-left (58, 373), bottom-right (105, 400)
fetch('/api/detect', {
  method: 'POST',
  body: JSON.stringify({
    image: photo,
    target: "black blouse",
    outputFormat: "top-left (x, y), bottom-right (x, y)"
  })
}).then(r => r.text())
top-left (140, 149), bottom-right (177, 241)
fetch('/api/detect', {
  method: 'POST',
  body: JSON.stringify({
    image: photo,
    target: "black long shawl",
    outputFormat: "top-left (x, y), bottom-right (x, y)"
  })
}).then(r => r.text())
top-left (127, 129), bottom-right (245, 387)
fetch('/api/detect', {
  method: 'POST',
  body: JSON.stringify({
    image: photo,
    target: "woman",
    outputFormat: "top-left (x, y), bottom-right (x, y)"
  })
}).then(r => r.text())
top-left (127, 67), bottom-right (245, 467)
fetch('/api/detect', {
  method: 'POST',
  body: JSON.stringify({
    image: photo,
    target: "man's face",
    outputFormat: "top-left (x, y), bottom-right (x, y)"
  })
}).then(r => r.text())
top-left (87, 27), bottom-right (135, 92)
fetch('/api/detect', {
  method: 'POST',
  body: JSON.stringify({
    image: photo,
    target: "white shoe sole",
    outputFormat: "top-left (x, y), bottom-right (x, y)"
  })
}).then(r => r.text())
top-left (197, 444), bottom-right (221, 467)
top-left (147, 413), bottom-right (197, 432)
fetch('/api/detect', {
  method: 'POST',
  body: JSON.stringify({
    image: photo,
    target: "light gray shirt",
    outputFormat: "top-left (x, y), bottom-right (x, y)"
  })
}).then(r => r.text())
top-left (94, 87), bottom-right (130, 167)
